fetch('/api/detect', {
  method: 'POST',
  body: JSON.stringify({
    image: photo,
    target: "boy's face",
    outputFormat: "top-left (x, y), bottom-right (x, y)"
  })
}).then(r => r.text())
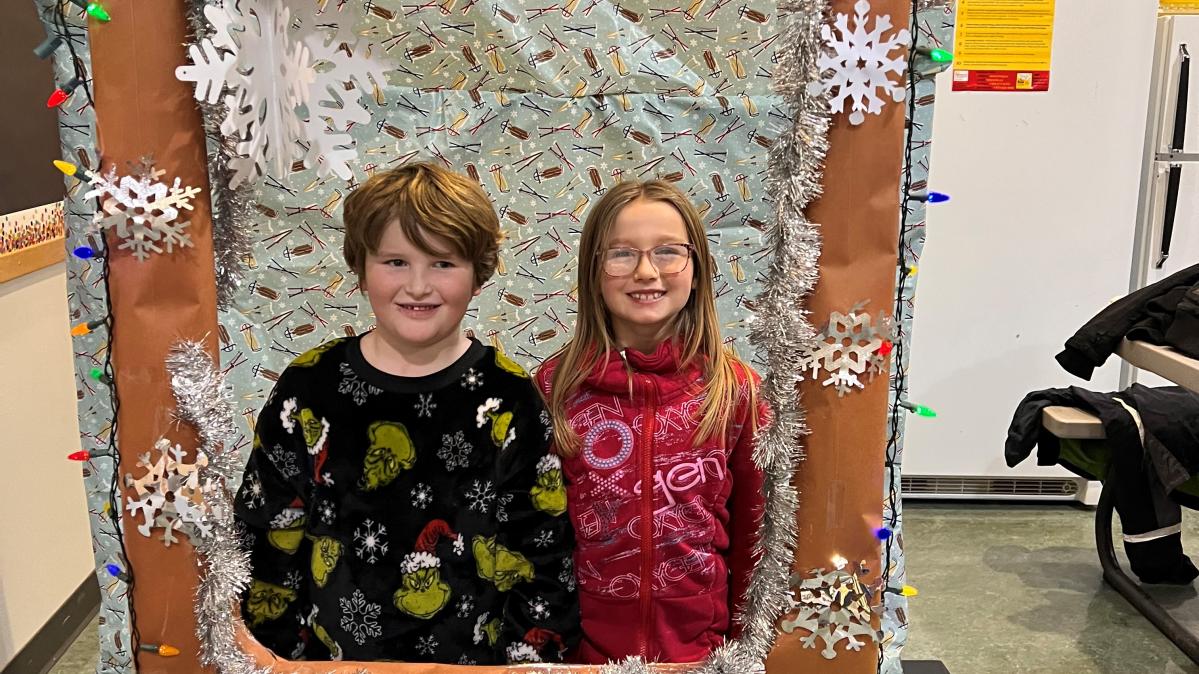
top-left (363, 222), bottom-right (480, 354)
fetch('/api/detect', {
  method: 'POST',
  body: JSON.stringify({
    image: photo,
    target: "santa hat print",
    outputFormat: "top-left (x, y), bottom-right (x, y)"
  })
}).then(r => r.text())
top-left (401, 519), bottom-right (459, 572)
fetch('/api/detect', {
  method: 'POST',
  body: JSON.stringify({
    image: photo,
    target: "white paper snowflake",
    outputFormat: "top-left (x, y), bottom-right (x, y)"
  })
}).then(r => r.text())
top-left (779, 560), bottom-right (883, 659)
top-left (339, 589), bottom-right (382, 646)
top-left (317, 499), bottom-right (337, 525)
top-left (125, 438), bottom-right (217, 546)
top-left (83, 167), bottom-right (199, 262)
top-left (438, 431), bottom-right (474, 471)
top-left (338, 363), bottom-right (381, 405)
top-left (797, 309), bottom-right (895, 396)
top-left (809, 0), bottom-right (910, 125)
top-left (176, 0), bottom-right (386, 186)
top-left (533, 529), bottom-right (556, 548)
top-left (353, 519), bottom-right (389, 563)
top-left (465, 479), bottom-right (496, 514)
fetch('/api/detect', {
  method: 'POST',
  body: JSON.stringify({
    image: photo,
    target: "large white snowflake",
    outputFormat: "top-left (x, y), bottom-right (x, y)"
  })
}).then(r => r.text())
top-left (83, 167), bottom-right (199, 262)
top-left (810, 0), bottom-right (910, 125)
top-left (353, 518), bottom-right (389, 563)
top-left (176, 0), bottom-right (386, 186)
top-left (797, 309), bottom-right (895, 396)
top-left (339, 589), bottom-right (382, 646)
top-left (125, 438), bottom-right (217, 546)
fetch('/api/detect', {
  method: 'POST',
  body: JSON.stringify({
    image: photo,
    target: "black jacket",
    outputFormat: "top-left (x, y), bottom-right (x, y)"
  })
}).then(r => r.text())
top-left (1007, 384), bottom-right (1199, 584)
top-left (1055, 262), bottom-right (1199, 380)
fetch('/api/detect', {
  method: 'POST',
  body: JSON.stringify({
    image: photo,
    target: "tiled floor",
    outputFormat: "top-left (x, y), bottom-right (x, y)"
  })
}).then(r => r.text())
top-left (44, 502), bottom-right (1199, 673)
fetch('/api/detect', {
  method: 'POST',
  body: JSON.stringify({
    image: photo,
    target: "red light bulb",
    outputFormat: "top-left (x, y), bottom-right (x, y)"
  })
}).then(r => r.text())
top-left (68, 450), bottom-right (91, 461)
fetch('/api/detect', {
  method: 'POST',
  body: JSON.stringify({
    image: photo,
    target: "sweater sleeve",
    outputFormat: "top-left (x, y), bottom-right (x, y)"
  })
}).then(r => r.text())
top-left (234, 375), bottom-right (315, 659)
top-left (725, 371), bottom-right (766, 637)
top-left (494, 389), bottom-right (581, 664)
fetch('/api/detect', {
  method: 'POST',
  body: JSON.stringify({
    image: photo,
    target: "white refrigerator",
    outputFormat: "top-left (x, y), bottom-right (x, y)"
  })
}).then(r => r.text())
top-left (901, 0), bottom-right (1191, 501)
top-left (1125, 11), bottom-right (1199, 388)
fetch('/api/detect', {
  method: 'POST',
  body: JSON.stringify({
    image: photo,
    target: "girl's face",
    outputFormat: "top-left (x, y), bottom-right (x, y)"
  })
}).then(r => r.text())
top-left (599, 198), bottom-right (695, 352)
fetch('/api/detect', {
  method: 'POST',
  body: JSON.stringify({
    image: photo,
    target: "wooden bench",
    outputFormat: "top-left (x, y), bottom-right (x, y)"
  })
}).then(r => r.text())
top-left (1040, 339), bottom-right (1199, 663)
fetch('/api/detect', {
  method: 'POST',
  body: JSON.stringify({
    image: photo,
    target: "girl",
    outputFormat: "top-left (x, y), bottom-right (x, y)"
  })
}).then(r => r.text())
top-left (535, 180), bottom-right (765, 664)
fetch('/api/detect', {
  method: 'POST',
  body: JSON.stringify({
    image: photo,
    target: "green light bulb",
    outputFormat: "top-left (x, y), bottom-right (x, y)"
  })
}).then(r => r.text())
top-left (89, 367), bottom-right (103, 380)
top-left (86, 2), bottom-right (111, 22)
top-left (914, 404), bottom-right (937, 418)
top-left (928, 48), bottom-right (952, 64)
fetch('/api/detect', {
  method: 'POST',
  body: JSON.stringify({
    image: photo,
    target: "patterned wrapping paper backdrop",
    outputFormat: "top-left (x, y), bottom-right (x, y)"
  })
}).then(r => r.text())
top-left (31, 0), bottom-right (937, 671)
top-left (32, 1), bottom-right (135, 670)
top-left (879, 2), bottom-right (955, 672)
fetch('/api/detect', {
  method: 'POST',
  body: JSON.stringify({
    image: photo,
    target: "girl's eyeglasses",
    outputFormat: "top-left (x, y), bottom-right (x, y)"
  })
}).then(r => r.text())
top-left (601, 243), bottom-right (695, 277)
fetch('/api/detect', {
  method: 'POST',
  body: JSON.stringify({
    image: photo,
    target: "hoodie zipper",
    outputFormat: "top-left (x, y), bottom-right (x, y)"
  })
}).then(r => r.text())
top-left (637, 372), bottom-right (657, 659)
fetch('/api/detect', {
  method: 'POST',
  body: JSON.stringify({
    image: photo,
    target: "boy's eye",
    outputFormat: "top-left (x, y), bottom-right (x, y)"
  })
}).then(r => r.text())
top-left (433, 260), bottom-right (456, 269)
top-left (386, 259), bottom-right (407, 267)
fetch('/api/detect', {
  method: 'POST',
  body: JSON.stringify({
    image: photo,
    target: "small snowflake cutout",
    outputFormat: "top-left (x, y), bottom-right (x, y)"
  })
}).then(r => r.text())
top-left (83, 166), bottom-right (200, 262)
top-left (125, 438), bottom-right (217, 546)
top-left (810, 0), bottom-right (911, 125)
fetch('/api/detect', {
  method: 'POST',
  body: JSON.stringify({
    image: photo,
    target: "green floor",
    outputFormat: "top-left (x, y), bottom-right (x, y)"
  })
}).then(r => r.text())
top-left (45, 502), bottom-right (1199, 673)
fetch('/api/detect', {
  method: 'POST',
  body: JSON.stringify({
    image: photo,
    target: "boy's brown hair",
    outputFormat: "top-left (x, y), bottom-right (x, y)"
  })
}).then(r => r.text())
top-left (342, 162), bottom-right (500, 287)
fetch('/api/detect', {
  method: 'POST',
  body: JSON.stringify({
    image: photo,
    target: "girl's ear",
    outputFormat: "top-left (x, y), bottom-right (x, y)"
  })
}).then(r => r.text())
top-left (473, 284), bottom-right (482, 298)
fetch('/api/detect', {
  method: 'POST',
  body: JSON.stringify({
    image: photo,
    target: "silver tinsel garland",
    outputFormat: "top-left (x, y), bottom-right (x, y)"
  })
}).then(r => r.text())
top-left (167, 340), bottom-right (271, 674)
top-left (185, 0), bottom-right (253, 312)
top-left (173, 0), bottom-right (832, 668)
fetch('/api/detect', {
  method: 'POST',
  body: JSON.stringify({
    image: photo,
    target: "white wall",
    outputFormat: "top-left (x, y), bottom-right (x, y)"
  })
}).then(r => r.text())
top-left (904, 0), bottom-right (1160, 477)
top-left (0, 263), bottom-right (94, 667)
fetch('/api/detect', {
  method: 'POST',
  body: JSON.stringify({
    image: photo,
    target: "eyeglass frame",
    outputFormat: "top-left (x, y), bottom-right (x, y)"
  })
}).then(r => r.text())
top-left (598, 242), bottom-right (697, 277)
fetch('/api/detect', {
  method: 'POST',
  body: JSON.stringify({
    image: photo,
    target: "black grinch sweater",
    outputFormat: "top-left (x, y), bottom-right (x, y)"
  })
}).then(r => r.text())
top-left (234, 336), bottom-right (579, 664)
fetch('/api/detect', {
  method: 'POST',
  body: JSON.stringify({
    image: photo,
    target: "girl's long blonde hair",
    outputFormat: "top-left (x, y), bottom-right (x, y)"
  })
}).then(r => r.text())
top-left (545, 179), bottom-right (757, 455)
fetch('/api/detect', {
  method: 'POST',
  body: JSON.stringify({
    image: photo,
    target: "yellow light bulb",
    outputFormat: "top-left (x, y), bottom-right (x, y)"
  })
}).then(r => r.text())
top-left (901, 585), bottom-right (919, 597)
top-left (53, 160), bottom-right (78, 176)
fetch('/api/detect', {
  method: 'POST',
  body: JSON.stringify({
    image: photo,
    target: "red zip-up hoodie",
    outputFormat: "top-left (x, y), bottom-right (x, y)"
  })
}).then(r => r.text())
top-left (535, 341), bottom-right (765, 664)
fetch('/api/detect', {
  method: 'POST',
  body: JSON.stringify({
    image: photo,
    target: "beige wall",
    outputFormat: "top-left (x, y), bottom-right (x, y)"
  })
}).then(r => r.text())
top-left (0, 262), bottom-right (94, 667)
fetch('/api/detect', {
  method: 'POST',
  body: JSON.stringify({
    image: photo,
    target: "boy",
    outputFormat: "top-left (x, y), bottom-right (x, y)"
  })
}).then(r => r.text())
top-left (235, 162), bottom-right (579, 664)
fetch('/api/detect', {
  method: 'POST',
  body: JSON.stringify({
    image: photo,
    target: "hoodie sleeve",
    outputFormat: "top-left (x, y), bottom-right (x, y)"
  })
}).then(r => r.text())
top-left (725, 368), bottom-right (767, 636)
top-left (494, 387), bottom-right (581, 664)
top-left (234, 374), bottom-right (316, 660)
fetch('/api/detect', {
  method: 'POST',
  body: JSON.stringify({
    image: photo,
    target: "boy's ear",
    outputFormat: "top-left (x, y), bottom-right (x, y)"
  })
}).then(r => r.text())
top-left (472, 285), bottom-right (482, 298)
